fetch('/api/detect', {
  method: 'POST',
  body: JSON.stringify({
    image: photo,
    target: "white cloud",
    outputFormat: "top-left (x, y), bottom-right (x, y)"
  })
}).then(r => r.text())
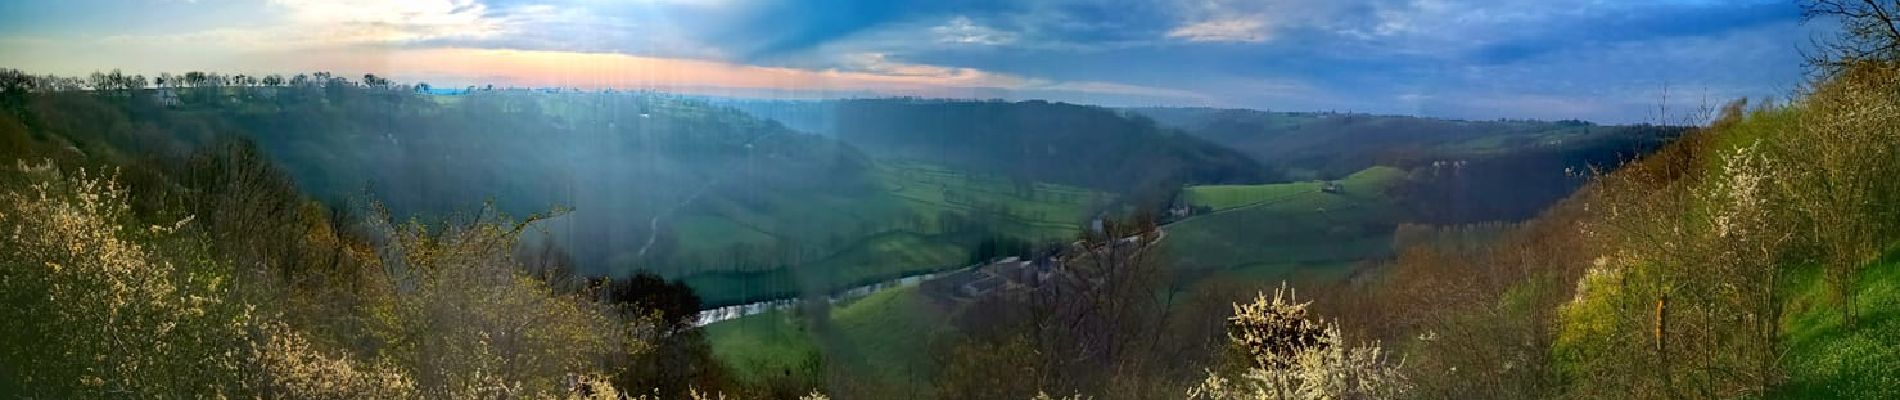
top-left (932, 16), bottom-right (1019, 46)
top-left (836, 52), bottom-right (1031, 87)
top-left (1166, 17), bottom-right (1270, 42)
top-left (1158, 0), bottom-right (1596, 49)
top-left (1164, 0), bottom-right (1286, 44)
top-left (269, 0), bottom-right (503, 43)
top-left (69, 0), bottom-right (510, 56)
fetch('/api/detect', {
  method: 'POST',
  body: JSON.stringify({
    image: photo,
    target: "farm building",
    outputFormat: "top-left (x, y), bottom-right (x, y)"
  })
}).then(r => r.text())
top-left (152, 88), bottom-right (179, 106)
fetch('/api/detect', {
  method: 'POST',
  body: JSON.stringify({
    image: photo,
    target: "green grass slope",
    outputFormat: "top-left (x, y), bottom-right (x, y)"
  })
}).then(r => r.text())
top-left (1776, 250), bottom-right (1900, 399)
top-left (823, 286), bottom-right (951, 397)
top-left (703, 309), bottom-right (824, 384)
top-left (873, 160), bottom-right (1108, 240)
top-left (704, 286), bottom-right (950, 395)
top-left (1164, 166), bottom-right (1409, 272)
top-left (1183, 166), bottom-right (1406, 212)
top-left (683, 231), bottom-right (968, 306)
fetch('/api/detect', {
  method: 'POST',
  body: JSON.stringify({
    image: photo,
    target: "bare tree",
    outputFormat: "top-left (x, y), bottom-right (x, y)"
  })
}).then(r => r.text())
top-left (1803, 0), bottom-right (1900, 71)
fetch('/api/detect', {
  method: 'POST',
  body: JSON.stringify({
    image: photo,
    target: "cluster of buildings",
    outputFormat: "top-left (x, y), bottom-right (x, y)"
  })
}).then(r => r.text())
top-left (927, 256), bottom-right (1066, 301)
top-left (929, 230), bottom-right (1161, 303)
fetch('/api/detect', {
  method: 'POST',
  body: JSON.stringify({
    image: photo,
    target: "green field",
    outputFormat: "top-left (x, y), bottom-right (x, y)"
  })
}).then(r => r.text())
top-left (800, 231), bottom-right (970, 290)
top-left (682, 231), bottom-right (967, 306)
top-left (675, 160), bottom-right (1108, 306)
top-left (668, 214), bottom-right (780, 255)
top-left (1775, 249), bottom-right (1900, 398)
top-left (704, 286), bottom-right (951, 395)
top-left (1183, 181), bottom-right (1324, 212)
top-left (823, 286), bottom-right (953, 396)
top-left (1182, 166), bottom-right (1406, 212)
top-left (703, 307), bottom-right (824, 385)
top-left (872, 160), bottom-right (1108, 240)
top-left (666, 180), bottom-right (915, 259)
top-left (1164, 166), bottom-right (1410, 272)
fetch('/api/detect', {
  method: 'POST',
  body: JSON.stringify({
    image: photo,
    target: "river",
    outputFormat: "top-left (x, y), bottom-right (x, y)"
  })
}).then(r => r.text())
top-left (691, 264), bottom-right (975, 326)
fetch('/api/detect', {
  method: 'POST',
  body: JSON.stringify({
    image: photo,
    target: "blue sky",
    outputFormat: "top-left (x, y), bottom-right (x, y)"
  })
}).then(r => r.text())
top-left (0, 0), bottom-right (1819, 123)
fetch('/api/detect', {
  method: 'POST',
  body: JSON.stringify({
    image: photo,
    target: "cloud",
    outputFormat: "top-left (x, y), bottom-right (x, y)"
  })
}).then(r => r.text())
top-left (932, 16), bottom-right (1019, 45)
top-left (830, 52), bottom-right (1031, 87)
top-left (1163, 0), bottom-right (1280, 43)
top-left (1167, 17), bottom-right (1269, 42)
top-left (0, 0), bottom-right (1814, 122)
top-left (1329, 0), bottom-right (1799, 62)
top-left (700, 0), bottom-right (956, 60)
top-left (46, 0), bottom-right (512, 55)
top-left (207, 46), bottom-right (1202, 105)
top-left (427, 2), bottom-right (729, 59)
top-left (269, 0), bottom-right (504, 44)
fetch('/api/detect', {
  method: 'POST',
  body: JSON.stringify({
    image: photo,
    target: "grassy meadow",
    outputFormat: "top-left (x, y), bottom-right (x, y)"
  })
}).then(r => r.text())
top-left (676, 160), bottom-right (1107, 305)
top-left (1164, 166), bottom-right (1410, 272)
top-left (705, 286), bottom-right (951, 395)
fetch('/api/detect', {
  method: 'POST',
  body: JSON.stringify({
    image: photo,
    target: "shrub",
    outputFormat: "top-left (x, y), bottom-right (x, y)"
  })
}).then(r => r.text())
top-left (0, 161), bottom-right (252, 397)
top-left (0, 161), bottom-right (654, 398)
top-left (1189, 284), bottom-right (1406, 400)
top-left (351, 202), bottom-right (642, 397)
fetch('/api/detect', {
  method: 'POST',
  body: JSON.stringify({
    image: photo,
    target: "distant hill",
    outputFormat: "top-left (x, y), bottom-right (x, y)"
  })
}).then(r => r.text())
top-left (1130, 108), bottom-right (1678, 177)
top-left (712, 99), bottom-right (839, 136)
top-left (1148, 108), bottom-right (1684, 279)
top-left (1133, 107), bottom-right (1684, 223)
top-left (223, 90), bottom-right (890, 279)
top-left (737, 99), bottom-right (1279, 202)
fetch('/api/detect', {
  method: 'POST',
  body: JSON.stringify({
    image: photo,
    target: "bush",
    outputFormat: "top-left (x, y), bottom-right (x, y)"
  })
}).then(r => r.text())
top-left (1189, 283), bottom-right (1406, 400)
top-left (0, 161), bottom-right (653, 398)
top-left (0, 161), bottom-right (253, 397)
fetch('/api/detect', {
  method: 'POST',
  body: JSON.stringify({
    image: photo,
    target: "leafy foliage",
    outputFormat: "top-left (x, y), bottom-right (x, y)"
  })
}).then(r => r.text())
top-left (0, 162), bottom-right (252, 397)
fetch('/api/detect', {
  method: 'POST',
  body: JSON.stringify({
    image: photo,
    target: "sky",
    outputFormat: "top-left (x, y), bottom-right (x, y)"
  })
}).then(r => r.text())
top-left (0, 0), bottom-right (1824, 123)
